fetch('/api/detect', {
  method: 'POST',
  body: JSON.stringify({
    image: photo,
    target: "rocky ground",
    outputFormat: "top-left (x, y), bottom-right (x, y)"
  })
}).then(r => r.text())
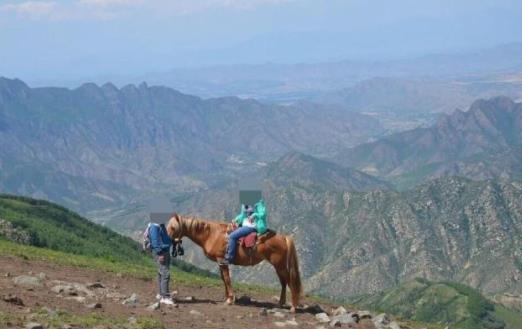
top-left (0, 255), bottom-right (419, 329)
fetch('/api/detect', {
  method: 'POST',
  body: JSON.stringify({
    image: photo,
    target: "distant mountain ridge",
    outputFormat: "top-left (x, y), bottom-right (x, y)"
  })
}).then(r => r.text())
top-left (264, 152), bottom-right (391, 191)
top-left (0, 77), bottom-right (383, 212)
top-left (335, 96), bottom-right (522, 187)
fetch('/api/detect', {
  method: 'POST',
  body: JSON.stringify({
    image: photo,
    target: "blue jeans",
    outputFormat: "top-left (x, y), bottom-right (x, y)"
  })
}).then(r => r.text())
top-left (226, 226), bottom-right (256, 262)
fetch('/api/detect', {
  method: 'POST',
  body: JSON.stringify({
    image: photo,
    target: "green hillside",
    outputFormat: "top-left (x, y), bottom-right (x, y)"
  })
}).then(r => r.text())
top-left (0, 194), bottom-right (147, 264)
top-left (351, 278), bottom-right (522, 329)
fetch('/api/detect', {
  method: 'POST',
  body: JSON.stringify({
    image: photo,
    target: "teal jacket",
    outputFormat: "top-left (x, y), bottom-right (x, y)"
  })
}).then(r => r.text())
top-left (234, 200), bottom-right (267, 234)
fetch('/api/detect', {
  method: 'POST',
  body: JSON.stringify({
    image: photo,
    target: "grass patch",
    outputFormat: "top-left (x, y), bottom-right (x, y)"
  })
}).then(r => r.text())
top-left (495, 305), bottom-right (522, 329)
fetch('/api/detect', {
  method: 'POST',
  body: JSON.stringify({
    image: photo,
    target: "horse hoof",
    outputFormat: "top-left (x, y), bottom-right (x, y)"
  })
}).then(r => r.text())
top-left (225, 298), bottom-right (233, 305)
top-left (290, 306), bottom-right (296, 313)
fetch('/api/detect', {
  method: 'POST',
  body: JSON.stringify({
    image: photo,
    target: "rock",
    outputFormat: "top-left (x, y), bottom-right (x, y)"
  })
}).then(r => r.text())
top-left (348, 312), bottom-right (360, 323)
top-left (273, 311), bottom-right (286, 318)
top-left (86, 302), bottom-right (102, 309)
top-left (2, 294), bottom-right (24, 306)
top-left (358, 310), bottom-right (372, 319)
top-left (331, 313), bottom-right (357, 326)
top-left (87, 282), bottom-right (105, 289)
top-left (373, 313), bottom-right (390, 329)
top-left (36, 273), bottom-right (46, 280)
top-left (305, 304), bottom-right (326, 314)
top-left (183, 296), bottom-right (195, 302)
top-left (25, 322), bottom-right (43, 329)
top-left (65, 296), bottom-right (86, 303)
top-left (315, 312), bottom-right (330, 323)
top-left (274, 322), bottom-right (286, 328)
top-left (146, 302), bottom-right (160, 311)
top-left (190, 309), bottom-right (203, 317)
top-left (259, 308), bottom-right (268, 316)
top-left (332, 306), bottom-right (347, 316)
top-left (50, 281), bottom-right (94, 297)
top-left (61, 325), bottom-right (73, 329)
top-left (51, 284), bottom-right (76, 295)
top-left (286, 319), bottom-right (299, 326)
top-left (329, 319), bottom-right (342, 327)
top-left (106, 292), bottom-right (126, 300)
top-left (13, 275), bottom-right (42, 288)
top-left (122, 293), bottom-right (139, 306)
top-left (0, 219), bottom-right (33, 244)
top-left (4, 272), bottom-right (11, 277)
top-left (389, 321), bottom-right (401, 329)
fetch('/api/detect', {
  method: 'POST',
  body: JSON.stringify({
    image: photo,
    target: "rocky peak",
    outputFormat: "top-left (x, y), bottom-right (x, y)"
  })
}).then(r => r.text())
top-left (266, 151), bottom-right (391, 191)
top-left (0, 77), bottom-right (30, 104)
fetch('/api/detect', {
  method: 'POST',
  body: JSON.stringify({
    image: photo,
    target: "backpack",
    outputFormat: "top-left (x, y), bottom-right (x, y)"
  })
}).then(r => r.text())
top-left (142, 223), bottom-right (158, 252)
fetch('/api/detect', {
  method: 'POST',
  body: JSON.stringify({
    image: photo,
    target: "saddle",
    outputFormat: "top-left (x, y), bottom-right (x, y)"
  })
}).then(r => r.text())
top-left (237, 229), bottom-right (276, 248)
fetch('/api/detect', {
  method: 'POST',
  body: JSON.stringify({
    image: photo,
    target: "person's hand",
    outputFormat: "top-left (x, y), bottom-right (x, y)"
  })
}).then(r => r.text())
top-left (158, 254), bottom-right (166, 264)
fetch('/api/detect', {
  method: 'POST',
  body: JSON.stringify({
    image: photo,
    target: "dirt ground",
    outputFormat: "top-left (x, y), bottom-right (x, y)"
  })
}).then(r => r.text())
top-left (0, 255), bottom-right (380, 329)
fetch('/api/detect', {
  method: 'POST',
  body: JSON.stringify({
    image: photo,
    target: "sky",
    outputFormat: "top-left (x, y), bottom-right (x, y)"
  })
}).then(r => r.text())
top-left (1, 0), bottom-right (522, 81)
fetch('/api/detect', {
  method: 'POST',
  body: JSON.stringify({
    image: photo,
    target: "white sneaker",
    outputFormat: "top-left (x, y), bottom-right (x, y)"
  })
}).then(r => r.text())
top-left (160, 297), bottom-right (175, 305)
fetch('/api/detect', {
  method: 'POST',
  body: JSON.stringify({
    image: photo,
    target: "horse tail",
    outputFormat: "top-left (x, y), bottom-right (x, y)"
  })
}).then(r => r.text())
top-left (285, 235), bottom-right (302, 305)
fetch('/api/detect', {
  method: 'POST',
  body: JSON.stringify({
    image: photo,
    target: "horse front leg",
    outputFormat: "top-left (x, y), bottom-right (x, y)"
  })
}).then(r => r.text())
top-left (219, 266), bottom-right (230, 301)
top-left (220, 265), bottom-right (234, 304)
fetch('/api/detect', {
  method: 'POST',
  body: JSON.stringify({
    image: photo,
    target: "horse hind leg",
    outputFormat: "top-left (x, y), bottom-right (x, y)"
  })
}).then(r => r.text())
top-left (275, 269), bottom-right (288, 308)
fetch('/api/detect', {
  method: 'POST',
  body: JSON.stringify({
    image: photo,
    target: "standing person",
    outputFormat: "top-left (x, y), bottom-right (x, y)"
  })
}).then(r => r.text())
top-left (147, 222), bottom-right (175, 305)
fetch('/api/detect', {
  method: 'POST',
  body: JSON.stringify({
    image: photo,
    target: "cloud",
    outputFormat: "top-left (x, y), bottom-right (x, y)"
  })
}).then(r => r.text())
top-left (78, 0), bottom-right (144, 7)
top-left (0, 1), bottom-right (58, 19)
top-left (0, 0), bottom-right (297, 21)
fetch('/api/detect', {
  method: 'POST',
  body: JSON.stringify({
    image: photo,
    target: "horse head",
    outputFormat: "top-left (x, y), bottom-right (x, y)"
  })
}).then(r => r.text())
top-left (167, 213), bottom-right (183, 240)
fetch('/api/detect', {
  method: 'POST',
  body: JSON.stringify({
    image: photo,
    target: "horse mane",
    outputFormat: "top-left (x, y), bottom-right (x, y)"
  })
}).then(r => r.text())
top-left (169, 213), bottom-right (227, 239)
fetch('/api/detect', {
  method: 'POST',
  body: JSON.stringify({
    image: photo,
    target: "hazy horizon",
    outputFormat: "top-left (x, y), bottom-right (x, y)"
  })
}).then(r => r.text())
top-left (1, 0), bottom-right (522, 82)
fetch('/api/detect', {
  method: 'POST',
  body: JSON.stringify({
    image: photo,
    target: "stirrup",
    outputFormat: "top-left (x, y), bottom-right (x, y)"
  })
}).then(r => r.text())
top-left (218, 258), bottom-right (230, 266)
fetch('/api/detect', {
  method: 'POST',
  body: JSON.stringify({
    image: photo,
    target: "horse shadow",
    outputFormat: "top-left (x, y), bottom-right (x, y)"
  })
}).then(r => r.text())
top-left (175, 295), bottom-right (317, 315)
top-left (175, 297), bottom-right (217, 305)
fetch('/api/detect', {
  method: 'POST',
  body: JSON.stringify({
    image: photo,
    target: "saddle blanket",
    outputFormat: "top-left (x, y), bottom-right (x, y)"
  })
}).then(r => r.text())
top-left (238, 232), bottom-right (257, 248)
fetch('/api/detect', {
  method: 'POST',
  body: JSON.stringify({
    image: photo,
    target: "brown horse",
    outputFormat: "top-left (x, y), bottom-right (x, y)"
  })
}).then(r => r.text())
top-left (166, 213), bottom-right (302, 312)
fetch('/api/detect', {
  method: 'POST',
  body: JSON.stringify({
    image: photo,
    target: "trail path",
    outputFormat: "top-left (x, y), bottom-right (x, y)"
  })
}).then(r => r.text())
top-left (0, 256), bottom-right (399, 329)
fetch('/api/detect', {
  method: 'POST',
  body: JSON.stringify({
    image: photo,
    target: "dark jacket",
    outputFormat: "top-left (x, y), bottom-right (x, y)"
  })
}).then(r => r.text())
top-left (149, 223), bottom-right (172, 255)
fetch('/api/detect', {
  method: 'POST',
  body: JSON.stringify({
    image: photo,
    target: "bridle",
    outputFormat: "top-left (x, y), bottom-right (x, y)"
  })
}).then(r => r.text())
top-left (169, 214), bottom-right (185, 258)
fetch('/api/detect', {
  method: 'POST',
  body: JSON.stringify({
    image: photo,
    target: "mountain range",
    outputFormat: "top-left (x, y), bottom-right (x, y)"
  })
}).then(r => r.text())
top-left (335, 96), bottom-right (522, 188)
top-left (42, 43), bottom-right (522, 101)
top-left (0, 77), bottom-right (382, 212)
top-left (1, 76), bottom-right (522, 306)
top-left (148, 174), bottom-right (521, 301)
